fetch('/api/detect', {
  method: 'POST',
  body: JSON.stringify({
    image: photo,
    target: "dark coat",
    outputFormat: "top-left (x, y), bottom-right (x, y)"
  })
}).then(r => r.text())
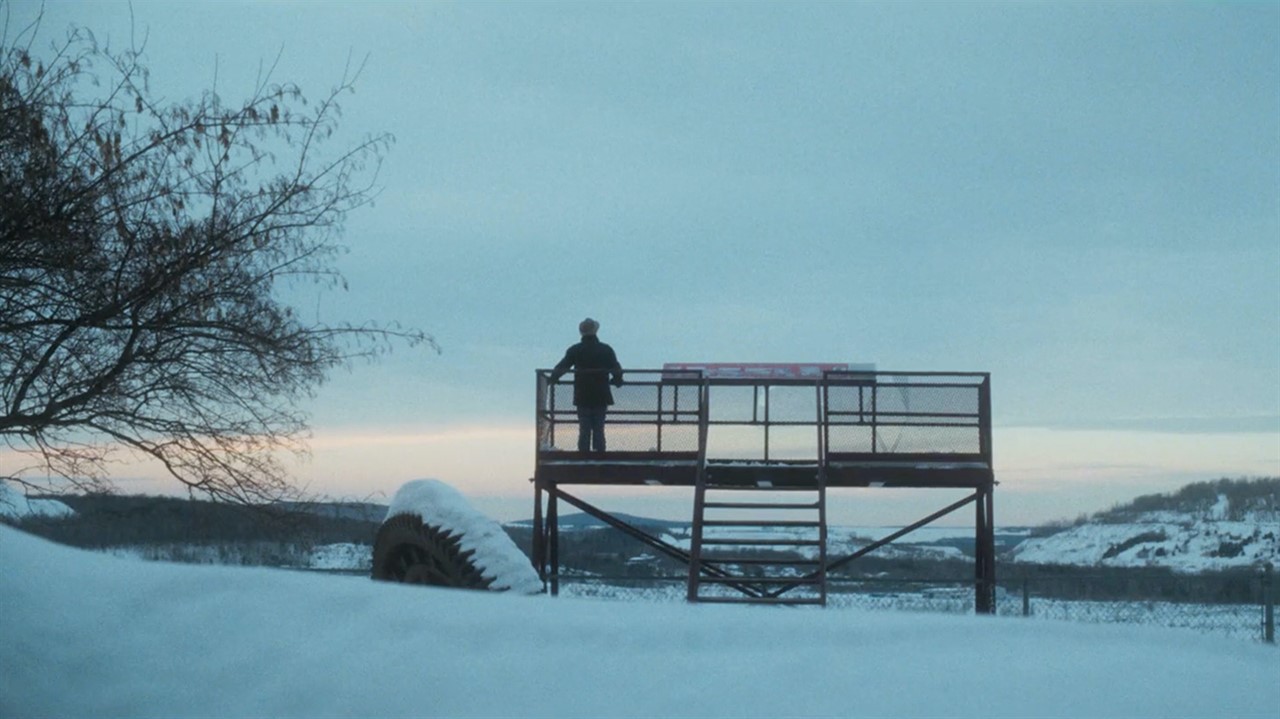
top-left (550, 335), bottom-right (622, 407)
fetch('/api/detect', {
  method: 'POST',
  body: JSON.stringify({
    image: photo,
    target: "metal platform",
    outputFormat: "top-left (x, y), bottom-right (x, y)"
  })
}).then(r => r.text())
top-left (530, 365), bottom-right (997, 611)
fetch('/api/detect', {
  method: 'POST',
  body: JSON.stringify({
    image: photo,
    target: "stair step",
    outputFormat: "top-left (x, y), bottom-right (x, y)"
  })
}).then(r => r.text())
top-left (690, 472), bottom-right (830, 608)
top-left (699, 538), bottom-right (822, 546)
top-left (703, 501), bottom-right (820, 510)
top-left (697, 576), bottom-right (822, 586)
top-left (701, 520), bottom-right (821, 528)
top-left (700, 556), bottom-right (823, 566)
top-left (693, 595), bottom-right (826, 606)
top-left (704, 482), bottom-right (821, 490)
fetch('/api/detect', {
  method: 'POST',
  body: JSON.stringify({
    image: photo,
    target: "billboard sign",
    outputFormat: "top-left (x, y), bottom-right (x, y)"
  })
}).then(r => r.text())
top-left (661, 363), bottom-right (873, 380)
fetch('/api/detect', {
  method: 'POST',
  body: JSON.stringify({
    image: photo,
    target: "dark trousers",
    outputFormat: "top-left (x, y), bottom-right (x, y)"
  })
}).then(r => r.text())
top-left (576, 406), bottom-right (607, 452)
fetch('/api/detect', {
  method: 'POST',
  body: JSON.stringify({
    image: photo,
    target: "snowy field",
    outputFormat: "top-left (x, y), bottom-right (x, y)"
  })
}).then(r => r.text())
top-left (2, 524), bottom-right (1276, 718)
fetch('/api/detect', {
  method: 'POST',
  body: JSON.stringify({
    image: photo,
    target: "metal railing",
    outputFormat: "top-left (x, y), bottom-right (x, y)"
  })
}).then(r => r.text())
top-left (538, 369), bottom-right (705, 454)
top-left (536, 369), bottom-right (992, 464)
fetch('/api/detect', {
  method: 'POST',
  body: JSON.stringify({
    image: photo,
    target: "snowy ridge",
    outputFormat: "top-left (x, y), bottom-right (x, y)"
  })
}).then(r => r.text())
top-left (1012, 494), bottom-right (1279, 572)
top-left (0, 481), bottom-right (75, 520)
top-left (386, 479), bottom-right (542, 594)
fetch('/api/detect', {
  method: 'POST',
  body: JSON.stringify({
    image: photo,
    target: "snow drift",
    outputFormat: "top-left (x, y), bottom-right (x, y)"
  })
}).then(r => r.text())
top-left (0, 481), bottom-right (74, 521)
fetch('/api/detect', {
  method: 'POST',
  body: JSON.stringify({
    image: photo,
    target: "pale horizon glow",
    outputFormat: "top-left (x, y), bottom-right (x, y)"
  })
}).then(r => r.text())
top-left (294, 423), bottom-right (1280, 524)
top-left (7, 421), bottom-right (1271, 526)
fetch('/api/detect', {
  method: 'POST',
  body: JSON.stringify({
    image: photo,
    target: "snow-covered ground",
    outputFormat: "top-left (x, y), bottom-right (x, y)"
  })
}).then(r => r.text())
top-left (1, 523), bottom-right (1275, 718)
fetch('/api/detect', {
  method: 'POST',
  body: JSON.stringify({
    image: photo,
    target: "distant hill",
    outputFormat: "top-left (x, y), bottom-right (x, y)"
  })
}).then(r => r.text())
top-left (1012, 477), bottom-right (1279, 572)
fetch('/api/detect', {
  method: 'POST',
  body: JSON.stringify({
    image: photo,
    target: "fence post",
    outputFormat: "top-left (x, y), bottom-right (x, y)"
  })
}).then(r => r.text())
top-left (1264, 564), bottom-right (1275, 644)
top-left (1022, 578), bottom-right (1030, 617)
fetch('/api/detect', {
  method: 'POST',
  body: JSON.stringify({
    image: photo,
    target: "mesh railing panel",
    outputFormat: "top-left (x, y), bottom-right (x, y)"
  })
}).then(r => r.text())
top-left (827, 424), bottom-right (875, 453)
top-left (540, 371), bottom-right (703, 453)
top-left (705, 425), bottom-right (766, 460)
top-left (591, 423), bottom-right (700, 453)
top-left (766, 425), bottom-right (822, 460)
top-left (825, 383), bottom-right (873, 417)
top-left (859, 425), bottom-right (982, 455)
top-left (765, 385), bottom-right (821, 424)
top-left (871, 383), bottom-right (980, 417)
top-left (539, 371), bottom-right (989, 459)
top-left (659, 383), bottom-right (703, 415)
top-left (825, 376), bottom-right (986, 457)
top-left (706, 385), bottom-right (760, 424)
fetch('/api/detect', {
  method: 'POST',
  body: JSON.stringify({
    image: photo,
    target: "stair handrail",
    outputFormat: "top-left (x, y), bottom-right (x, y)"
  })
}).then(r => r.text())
top-left (685, 374), bottom-right (710, 602)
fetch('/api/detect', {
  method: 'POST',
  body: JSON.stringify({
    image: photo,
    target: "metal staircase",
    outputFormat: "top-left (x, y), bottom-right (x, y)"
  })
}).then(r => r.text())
top-left (687, 472), bottom-right (829, 606)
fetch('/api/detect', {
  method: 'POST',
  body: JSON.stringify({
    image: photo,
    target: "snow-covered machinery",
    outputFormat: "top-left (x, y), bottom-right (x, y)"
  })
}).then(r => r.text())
top-left (371, 479), bottom-right (541, 594)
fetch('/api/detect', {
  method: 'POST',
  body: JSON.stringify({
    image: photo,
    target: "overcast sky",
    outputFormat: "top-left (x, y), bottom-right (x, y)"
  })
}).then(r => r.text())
top-left (8, 1), bottom-right (1279, 524)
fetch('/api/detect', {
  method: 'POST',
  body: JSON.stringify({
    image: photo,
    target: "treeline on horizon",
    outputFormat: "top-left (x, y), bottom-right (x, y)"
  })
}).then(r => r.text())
top-left (6, 494), bottom-right (383, 551)
top-left (1085, 476), bottom-right (1280, 524)
top-left (7, 475), bottom-right (1274, 545)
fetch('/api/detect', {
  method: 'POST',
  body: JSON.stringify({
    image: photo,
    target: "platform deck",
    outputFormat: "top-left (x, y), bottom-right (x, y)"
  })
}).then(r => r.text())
top-left (538, 451), bottom-right (992, 488)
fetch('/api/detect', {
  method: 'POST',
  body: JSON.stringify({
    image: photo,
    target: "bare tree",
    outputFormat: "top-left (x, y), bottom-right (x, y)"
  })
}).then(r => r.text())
top-left (1, 14), bottom-right (432, 502)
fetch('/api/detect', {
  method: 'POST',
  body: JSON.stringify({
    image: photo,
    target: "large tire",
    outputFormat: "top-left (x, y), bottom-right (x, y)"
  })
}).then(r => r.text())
top-left (371, 513), bottom-right (494, 590)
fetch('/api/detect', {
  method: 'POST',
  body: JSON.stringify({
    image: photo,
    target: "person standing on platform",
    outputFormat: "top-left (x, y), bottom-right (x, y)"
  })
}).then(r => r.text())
top-left (549, 318), bottom-right (623, 452)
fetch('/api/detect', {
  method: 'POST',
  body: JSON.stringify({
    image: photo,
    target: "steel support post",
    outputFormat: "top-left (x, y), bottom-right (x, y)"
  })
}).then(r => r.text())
top-left (975, 488), bottom-right (986, 614)
top-left (1265, 564), bottom-right (1275, 644)
top-left (686, 480), bottom-right (706, 603)
top-left (974, 484), bottom-right (996, 614)
top-left (548, 482), bottom-right (559, 597)
top-left (985, 484), bottom-right (996, 613)
top-left (686, 382), bottom-right (711, 603)
top-left (531, 478), bottom-right (546, 588)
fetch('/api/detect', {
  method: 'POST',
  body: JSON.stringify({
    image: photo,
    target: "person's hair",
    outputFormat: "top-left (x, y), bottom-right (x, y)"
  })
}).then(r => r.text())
top-left (579, 317), bottom-right (600, 335)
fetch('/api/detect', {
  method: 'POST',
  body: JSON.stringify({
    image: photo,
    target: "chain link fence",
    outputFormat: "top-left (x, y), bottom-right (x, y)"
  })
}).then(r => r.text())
top-left (550, 568), bottom-right (1277, 644)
